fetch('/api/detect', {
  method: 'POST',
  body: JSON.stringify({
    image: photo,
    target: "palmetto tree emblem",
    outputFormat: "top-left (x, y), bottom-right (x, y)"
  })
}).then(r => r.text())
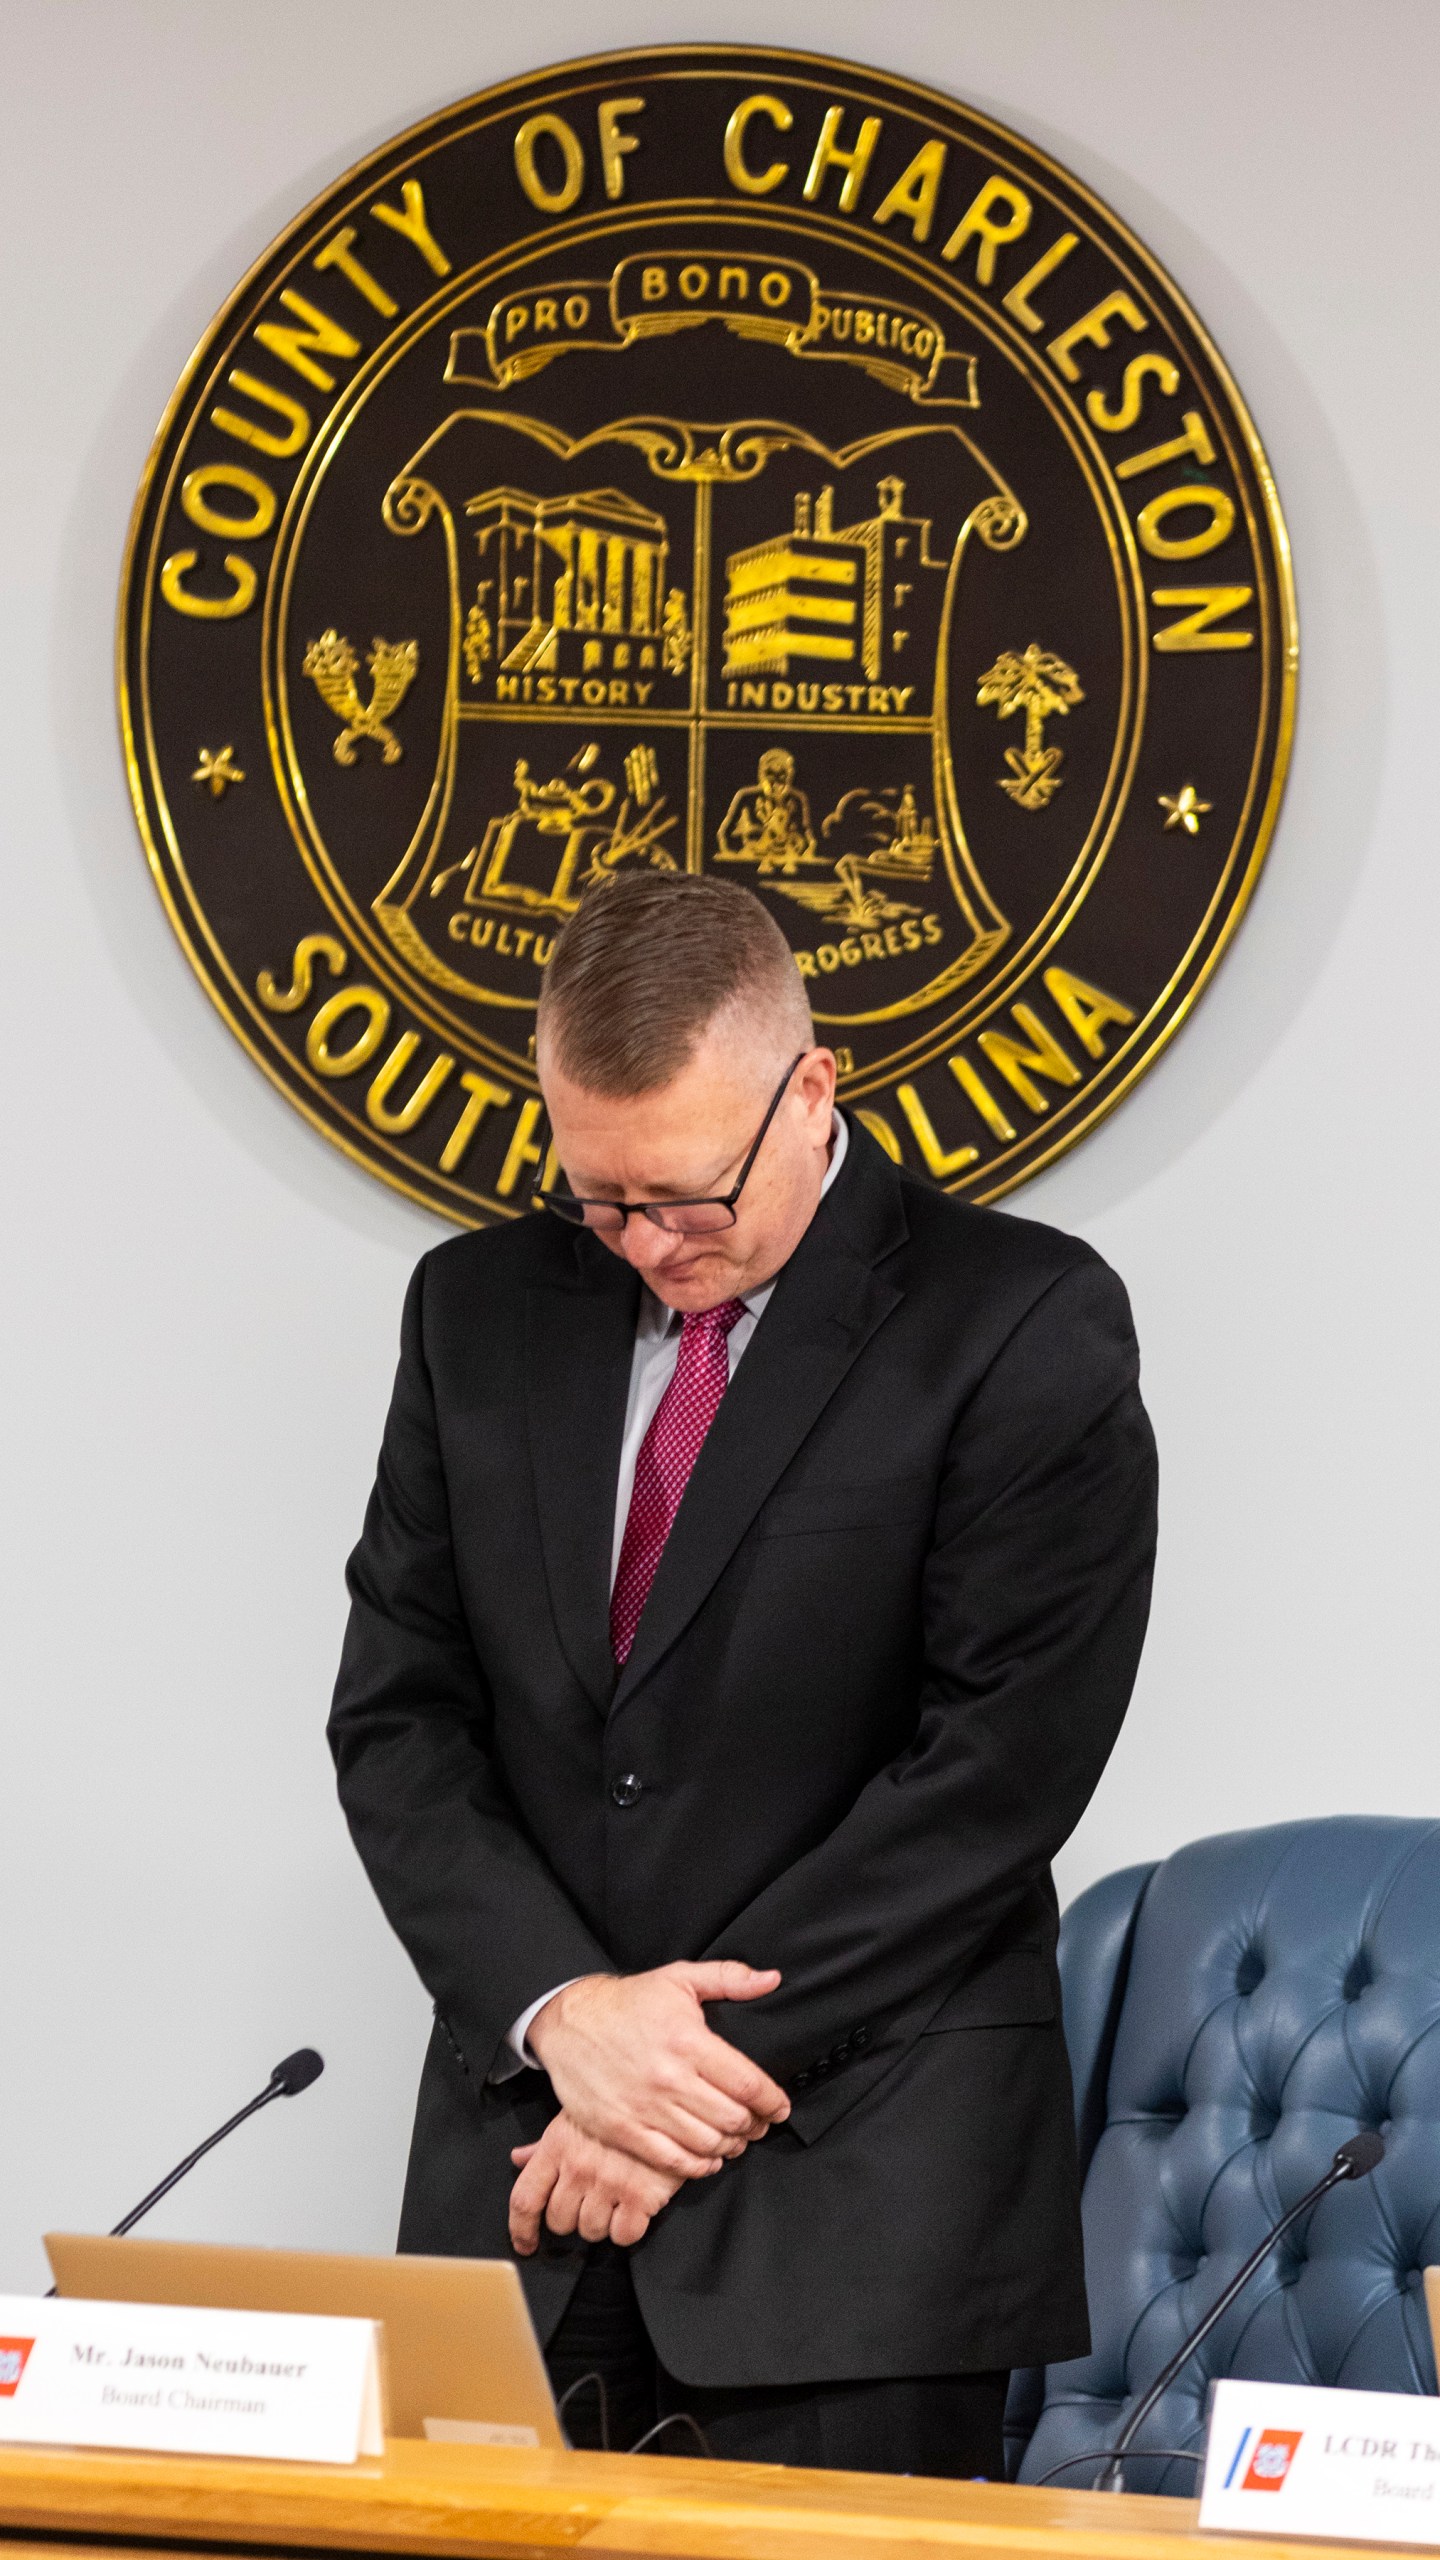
top-left (976, 644), bottom-right (1084, 810)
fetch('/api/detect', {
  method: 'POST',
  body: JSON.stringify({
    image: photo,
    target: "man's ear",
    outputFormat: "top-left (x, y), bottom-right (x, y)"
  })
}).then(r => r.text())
top-left (800, 1048), bottom-right (839, 1119)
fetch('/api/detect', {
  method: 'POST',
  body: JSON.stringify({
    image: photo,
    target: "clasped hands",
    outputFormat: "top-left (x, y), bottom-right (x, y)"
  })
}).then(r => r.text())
top-left (508, 1961), bottom-right (789, 2255)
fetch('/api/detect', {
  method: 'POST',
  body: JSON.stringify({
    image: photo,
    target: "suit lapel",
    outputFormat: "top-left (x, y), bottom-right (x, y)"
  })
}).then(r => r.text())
top-left (612, 1134), bottom-right (908, 1706)
top-left (525, 1240), bottom-right (639, 1713)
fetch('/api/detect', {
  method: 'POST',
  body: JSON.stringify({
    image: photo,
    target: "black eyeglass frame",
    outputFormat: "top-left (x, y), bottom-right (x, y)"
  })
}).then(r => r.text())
top-left (532, 1052), bottom-right (810, 1233)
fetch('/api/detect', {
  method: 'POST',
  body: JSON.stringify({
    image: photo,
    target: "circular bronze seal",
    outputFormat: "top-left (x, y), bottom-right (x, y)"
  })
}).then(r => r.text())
top-left (120, 46), bottom-right (1295, 1219)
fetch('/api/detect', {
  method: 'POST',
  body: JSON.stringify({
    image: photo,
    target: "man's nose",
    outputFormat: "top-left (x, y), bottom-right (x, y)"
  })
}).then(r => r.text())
top-left (618, 1213), bottom-right (675, 1273)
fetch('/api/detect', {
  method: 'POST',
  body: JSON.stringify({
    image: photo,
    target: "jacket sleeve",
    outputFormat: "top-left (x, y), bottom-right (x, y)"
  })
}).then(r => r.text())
top-left (704, 1253), bottom-right (1158, 2141)
top-left (327, 1258), bottom-right (614, 2082)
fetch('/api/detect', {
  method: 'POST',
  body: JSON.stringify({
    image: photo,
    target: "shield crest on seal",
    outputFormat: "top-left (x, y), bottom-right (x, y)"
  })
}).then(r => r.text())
top-left (364, 268), bottom-right (1024, 1052)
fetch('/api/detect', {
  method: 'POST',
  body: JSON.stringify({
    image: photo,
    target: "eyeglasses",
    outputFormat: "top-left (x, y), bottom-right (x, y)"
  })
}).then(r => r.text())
top-left (533, 1053), bottom-right (808, 1235)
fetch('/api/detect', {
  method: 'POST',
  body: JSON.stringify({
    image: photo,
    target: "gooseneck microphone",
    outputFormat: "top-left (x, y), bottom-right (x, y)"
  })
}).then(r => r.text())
top-left (109, 2049), bottom-right (325, 2238)
top-left (45, 2050), bottom-right (324, 2293)
top-left (1078, 2132), bottom-right (1386, 2493)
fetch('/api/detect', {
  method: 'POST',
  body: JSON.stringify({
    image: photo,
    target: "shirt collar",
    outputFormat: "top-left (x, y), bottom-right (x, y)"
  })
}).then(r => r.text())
top-left (638, 1109), bottom-right (849, 1340)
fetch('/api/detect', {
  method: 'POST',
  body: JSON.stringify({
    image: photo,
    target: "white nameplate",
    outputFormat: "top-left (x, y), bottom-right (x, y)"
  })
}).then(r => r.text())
top-left (1202, 2379), bottom-right (1440, 2543)
top-left (0, 2295), bottom-right (383, 2465)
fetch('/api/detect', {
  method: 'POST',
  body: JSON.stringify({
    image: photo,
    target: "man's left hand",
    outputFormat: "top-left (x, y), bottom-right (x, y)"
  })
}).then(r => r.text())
top-left (508, 2113), bottom-right (698, 2254)
top-left (525, 1960), bottom-right (788, 2172)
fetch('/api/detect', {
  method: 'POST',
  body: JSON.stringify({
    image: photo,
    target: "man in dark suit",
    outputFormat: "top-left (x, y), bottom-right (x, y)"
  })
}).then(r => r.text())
top-left (329, 870), bottom-right (1157, 2476)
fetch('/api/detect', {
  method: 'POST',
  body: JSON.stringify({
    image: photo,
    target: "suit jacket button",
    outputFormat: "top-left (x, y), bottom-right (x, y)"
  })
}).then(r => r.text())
top-left (793, 2070), bottom-right (813, 2090)
top-left (610, 1772), bottom-right (643, 1808)
top-left (852, 2025), bottom-right (871, 2050)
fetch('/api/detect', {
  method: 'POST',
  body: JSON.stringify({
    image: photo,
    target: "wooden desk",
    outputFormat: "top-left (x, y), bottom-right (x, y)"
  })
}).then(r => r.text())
top-left (0, 2438), bottom-right (1367, 2560)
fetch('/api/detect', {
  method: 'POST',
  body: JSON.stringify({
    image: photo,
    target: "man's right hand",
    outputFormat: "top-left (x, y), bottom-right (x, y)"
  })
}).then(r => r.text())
top-left (508, 2115), bottom-right (686, 2255)
top-left (526, 1960), bottom-right (790, 2177)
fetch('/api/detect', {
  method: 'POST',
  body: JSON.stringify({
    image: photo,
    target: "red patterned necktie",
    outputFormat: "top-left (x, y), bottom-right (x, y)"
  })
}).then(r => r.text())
top-left (610, 1298), bottom-right (747, 1666)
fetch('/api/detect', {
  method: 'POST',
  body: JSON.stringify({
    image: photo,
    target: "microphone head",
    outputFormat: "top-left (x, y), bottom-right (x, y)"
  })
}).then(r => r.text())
top-left (270, 2048), bottom-right (324, 2097)
top-left (1335, 2129), bottom-right (1385, 2180)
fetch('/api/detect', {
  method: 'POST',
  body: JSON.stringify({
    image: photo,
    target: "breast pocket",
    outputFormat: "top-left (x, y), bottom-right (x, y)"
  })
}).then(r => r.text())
top-left (760, 1472), bottom-right (934, 1537)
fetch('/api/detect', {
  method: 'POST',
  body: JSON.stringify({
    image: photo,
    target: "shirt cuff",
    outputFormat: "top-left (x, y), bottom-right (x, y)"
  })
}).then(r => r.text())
top-left (489, 1979), bottom-right (585, 2084)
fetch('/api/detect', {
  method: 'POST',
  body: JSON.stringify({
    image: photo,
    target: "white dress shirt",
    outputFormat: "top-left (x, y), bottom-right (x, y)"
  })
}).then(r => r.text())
top-left (496, 1112), bottom-right (849, 2076)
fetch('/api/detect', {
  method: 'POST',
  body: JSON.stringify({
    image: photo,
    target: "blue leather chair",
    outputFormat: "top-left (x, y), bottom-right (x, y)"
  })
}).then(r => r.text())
top-left (1008, 1818), bottom-right (1440, 2492)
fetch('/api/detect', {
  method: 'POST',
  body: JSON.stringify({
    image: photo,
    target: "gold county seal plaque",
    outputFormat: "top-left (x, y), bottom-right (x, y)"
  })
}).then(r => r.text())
top-left (120, 46), bottom-right (1295, 1220)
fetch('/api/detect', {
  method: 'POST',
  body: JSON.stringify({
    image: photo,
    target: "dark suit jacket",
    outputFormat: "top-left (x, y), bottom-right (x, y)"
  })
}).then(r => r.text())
top-left (329, 1121), bottom-right (1158, 2386)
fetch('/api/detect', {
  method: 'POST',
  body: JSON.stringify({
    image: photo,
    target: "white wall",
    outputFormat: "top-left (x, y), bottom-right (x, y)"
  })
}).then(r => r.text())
top-left (2, 0), bottom-right (1435, 2293)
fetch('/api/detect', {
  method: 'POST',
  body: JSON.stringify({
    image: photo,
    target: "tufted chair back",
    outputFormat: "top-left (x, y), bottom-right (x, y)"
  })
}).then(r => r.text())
top-left (1013, 1818), bottom-right (1440, 2493)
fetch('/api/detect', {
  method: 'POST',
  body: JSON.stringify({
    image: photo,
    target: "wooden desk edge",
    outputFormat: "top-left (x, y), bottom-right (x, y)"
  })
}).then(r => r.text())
top-left (0, 2438), bottom-right (1389, 2560)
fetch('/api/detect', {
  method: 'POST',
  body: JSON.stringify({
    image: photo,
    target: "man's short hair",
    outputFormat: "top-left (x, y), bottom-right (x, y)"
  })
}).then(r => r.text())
top-left (537, 871), bottom-right (812, 1097)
